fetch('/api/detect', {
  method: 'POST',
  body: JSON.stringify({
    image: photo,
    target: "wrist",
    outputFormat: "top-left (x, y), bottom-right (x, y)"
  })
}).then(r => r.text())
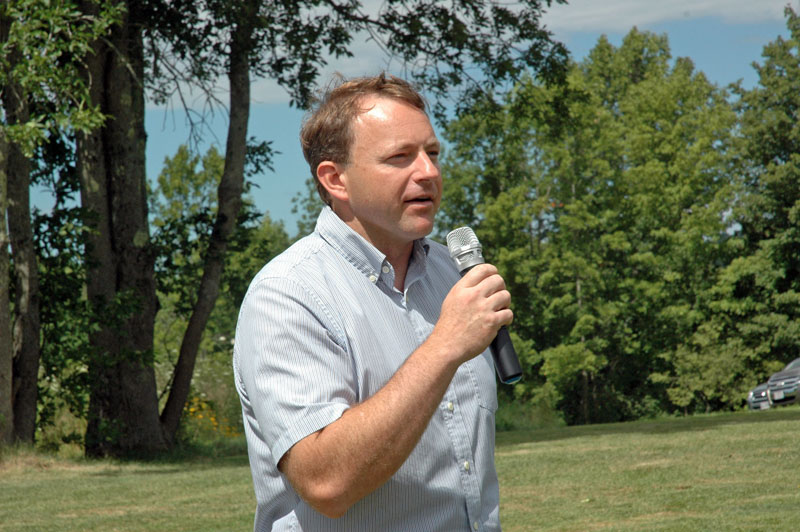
top-left (420, 329), bottom-right (467, 374)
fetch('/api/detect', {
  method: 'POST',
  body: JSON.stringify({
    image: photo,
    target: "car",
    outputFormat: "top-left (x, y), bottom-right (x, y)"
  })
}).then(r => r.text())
top-left (767, 357), bottom-right (800, 406)
top-left (747, 382), bottom-right (770, 410)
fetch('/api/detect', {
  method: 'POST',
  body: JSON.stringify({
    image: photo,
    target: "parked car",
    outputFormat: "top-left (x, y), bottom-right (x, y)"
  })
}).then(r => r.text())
top-left (767, 357), bottom-right (800, 406)
top-left (747, 382), bottom-right (770, 410)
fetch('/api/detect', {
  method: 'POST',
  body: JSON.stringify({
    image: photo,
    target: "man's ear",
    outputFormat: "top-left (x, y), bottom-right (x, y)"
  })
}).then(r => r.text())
top-left (317, 160), bottom-right (349, 204)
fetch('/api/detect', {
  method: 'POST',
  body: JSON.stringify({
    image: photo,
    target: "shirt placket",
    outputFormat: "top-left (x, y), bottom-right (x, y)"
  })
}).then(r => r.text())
top-left (441, 382), bottom-right (485, 531)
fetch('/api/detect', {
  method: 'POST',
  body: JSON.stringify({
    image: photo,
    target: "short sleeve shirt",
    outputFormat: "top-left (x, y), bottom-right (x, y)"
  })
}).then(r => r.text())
top-left (233, 207), bottom-right (500, 531)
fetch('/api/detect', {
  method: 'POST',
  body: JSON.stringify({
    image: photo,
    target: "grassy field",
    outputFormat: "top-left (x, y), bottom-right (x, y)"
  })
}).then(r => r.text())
top-left (2, 407), bottom-right (799, 531)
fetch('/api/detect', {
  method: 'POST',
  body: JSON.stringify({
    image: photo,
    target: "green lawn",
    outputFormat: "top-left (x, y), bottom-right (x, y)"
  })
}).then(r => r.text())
top-left (496, 407), bottom-right (800, 531)
top-left (2, 407), bottom-right (798, 531)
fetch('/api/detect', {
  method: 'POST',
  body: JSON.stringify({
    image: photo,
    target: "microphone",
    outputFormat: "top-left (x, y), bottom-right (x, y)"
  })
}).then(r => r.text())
top-left (446, 227), bottom-right (523, 385)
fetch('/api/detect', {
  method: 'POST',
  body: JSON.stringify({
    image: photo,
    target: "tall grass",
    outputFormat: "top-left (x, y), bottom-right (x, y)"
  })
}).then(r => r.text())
top-left (1, 408), bottom-right (798, 531)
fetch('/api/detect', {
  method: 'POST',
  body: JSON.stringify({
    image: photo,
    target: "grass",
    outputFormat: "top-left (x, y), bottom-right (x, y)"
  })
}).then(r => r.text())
top-left (2, 408), bottom-right (799, 531)
top-left (496, 406), bottom-right (800, 531)
top-left (0, 439), bottom-right (255, 532)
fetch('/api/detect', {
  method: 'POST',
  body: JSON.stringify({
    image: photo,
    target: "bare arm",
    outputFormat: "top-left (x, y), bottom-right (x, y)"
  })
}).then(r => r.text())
top-left (278, 263), bottom-right (512, 518)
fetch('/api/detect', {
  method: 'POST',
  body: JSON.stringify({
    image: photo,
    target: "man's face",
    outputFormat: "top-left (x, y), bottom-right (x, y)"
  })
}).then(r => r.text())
top-left (336, 95), bottom-right (442, 255)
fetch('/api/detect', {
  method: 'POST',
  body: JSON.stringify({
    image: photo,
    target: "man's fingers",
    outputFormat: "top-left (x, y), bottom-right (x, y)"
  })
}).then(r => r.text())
top-left (487, 289), bottom-right (511, 312)
top-left (496, 307), bottom-right (514, 327)
top-left (459, 263), bottom-right (498, 286)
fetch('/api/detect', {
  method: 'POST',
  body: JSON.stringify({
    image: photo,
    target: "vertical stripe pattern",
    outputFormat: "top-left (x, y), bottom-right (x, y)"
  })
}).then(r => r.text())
top-left (234, 207), bottom-right (500, 531)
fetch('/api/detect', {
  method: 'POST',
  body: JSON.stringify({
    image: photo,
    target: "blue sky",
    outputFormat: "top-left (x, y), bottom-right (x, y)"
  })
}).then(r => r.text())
top-left (145, 0), bottom-right (796, 236)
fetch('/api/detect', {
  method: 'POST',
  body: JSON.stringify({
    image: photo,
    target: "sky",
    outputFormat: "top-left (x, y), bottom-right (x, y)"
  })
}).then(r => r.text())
top-left (144, 0), bottom-right (797, 236)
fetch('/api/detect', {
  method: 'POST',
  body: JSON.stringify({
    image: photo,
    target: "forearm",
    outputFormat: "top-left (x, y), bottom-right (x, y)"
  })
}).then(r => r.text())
top-left (279, 332), bottom-right (461, 518)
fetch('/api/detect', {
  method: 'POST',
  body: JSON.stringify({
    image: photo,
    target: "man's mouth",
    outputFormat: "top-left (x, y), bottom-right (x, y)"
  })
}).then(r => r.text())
top-left (406, 196), bottom-right (434, 204)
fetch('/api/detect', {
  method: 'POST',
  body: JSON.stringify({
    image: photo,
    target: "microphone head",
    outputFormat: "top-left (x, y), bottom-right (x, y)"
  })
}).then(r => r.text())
top-left (446, 226), bottom-right (485, 273)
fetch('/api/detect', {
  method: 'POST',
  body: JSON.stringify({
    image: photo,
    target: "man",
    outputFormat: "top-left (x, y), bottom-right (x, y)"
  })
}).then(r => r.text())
top-left (234, 73), bottom-right (512, 531)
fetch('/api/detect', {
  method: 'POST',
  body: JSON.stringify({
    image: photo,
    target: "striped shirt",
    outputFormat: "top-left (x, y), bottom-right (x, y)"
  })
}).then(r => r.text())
top-left (233, 206), bottom-right (500, 531)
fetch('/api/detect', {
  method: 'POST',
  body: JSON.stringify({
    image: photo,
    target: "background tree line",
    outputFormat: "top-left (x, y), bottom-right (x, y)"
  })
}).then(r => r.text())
top-left (0, 0), bottom-right (568, 455)
top-left (1, 1), bottom-right (798, 455)
top-left (436, 8), bottom-right (800, 425)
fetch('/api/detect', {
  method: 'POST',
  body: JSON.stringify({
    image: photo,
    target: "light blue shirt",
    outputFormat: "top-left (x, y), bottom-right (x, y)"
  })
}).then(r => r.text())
top-left (234, 207), bottom-right (500, 531)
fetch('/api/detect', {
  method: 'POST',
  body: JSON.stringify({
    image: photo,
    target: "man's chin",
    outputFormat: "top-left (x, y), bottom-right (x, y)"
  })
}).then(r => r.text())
top-left (404, 219), bottom-right (435, 240)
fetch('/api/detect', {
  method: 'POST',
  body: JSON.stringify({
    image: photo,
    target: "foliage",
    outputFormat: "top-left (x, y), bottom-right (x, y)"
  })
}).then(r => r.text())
top-left (20, 126), bottom-right (93, 444)
top-left (33, 205), bottom-right (94, 435)
top-left (440, 28), bottom-right (741, 423)
top-left (145, 0), bottom-right (569, 119)
top-left (664, 6), bottom-right (800, 412)
top-left (1, 0), bottom-right (123, 445)
top-left (291, 177), bottom-right (324, 240)
top-left (0, 0), bottom-right (123, 154)
top-left (150, 144), bottom-right (290, 442)
top-left (10, 0), bottom-right (800, 448)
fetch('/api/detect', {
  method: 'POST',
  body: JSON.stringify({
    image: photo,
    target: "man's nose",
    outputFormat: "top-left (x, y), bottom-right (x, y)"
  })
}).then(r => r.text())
top-left (413, 151), bottom-right (440, 180)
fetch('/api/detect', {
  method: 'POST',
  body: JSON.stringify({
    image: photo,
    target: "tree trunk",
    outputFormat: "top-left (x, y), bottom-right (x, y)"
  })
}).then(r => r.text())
top-left (160, 3), bottom-right (252, 442)
top-left (78, 1), bottom-right (165, 457)
top-left (0, 130), bottom-right (13, 445)
top-left (4, 82), bottom-right (40, 444)
top-left (1, 8), bottom-right (41, 444)
top-left (0, 8), bottom-right (13, 445)
top-left (576, 276), bottom-right (591, 424)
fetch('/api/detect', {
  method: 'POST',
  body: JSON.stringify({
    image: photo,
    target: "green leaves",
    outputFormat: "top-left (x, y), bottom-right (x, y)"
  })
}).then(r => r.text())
top-left (668, 6), bottom-right (800, 412)
top-left (1, 0), bottom-right (123, 154)
top-left (441, 25), bottom-right (744, 423)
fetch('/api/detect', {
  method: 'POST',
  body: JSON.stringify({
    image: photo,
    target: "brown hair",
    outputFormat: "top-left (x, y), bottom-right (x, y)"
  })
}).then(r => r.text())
top-left (300, 73), bottom-right (428, 205)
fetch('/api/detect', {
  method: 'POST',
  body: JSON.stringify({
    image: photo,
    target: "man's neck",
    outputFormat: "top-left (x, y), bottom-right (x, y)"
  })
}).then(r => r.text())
top-left (384, 244), bottom-right (414, 291)
top-left (331, 205), bottom-right (418, 291)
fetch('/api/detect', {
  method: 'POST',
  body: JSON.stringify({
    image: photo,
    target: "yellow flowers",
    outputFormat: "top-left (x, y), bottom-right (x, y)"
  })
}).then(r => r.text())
top-left (183, 396), bottom-right (241, 438)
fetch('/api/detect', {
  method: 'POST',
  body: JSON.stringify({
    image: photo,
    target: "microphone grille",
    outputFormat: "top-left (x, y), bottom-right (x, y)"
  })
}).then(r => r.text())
top-left (446, 226), bottom-right (480, 257)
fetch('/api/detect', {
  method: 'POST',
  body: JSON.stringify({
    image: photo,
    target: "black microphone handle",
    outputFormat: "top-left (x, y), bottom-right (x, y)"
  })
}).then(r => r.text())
top-left (458, 265), bottom-right (522, 385)
top-left (491, 325), bottom-right (523, 384)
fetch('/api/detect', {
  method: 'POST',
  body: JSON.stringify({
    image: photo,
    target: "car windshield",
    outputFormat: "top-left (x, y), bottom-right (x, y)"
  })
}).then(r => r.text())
top-left (784, 358), bottom-right (800, 370)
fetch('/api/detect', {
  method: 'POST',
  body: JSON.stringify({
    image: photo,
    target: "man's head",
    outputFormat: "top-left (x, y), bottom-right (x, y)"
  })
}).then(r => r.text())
top-left (301, 73), bottom-right (428, 205)
top-left (301, 73), bottom-right (442, 257)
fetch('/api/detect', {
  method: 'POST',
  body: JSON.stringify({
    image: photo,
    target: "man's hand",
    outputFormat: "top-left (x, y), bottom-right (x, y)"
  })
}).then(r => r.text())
top-left (428, 263), bottom-right (513, 366)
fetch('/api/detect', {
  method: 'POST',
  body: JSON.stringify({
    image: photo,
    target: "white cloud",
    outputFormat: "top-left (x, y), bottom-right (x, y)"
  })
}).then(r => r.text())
top-left (541, 0), bottom-right (794, 33)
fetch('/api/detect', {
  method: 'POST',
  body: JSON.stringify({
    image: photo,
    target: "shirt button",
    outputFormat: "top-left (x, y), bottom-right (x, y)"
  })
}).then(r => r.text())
top-left (447, 402), bottom-right (454, 411)
top-left (473, 522), bottom-right (479, 530)
top-left (381, 265), bottom-right (390, 273)
top-left (463, 460), bottom-right (470, 471)
top-left (368, 274), bottom-right (378, 283)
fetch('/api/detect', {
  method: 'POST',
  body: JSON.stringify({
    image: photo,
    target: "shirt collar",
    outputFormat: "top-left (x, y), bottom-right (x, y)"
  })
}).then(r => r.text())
top-left (315, 206), bottom-right (430, 286)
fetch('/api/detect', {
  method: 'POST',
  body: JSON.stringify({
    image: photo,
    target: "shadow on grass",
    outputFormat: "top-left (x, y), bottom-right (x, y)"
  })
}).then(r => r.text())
top-left (81, 435), bottom-right (251, 475)
top-left (496, 405), bottom-right (800, 447)
top-left (87, 454), bottom-right (251, 477)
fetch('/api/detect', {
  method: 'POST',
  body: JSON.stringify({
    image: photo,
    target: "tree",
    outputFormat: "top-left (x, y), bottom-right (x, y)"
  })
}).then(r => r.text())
top-left (150, 144), bottom-right (289, 439)
top-left (0, 122), bottom-right (10, 444)
top-left (70, 0), bottom-right (568, 456)
top-left (0, 0), bottom-right (120, 444)
top-left (667, 7), bottom-right (800, 412)
top-left (29, 130), bottom-right (99, 447)
top-left (72, 0), bottom-right (169, 455)
top-left (440, 28), bottom-right (738, 424)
